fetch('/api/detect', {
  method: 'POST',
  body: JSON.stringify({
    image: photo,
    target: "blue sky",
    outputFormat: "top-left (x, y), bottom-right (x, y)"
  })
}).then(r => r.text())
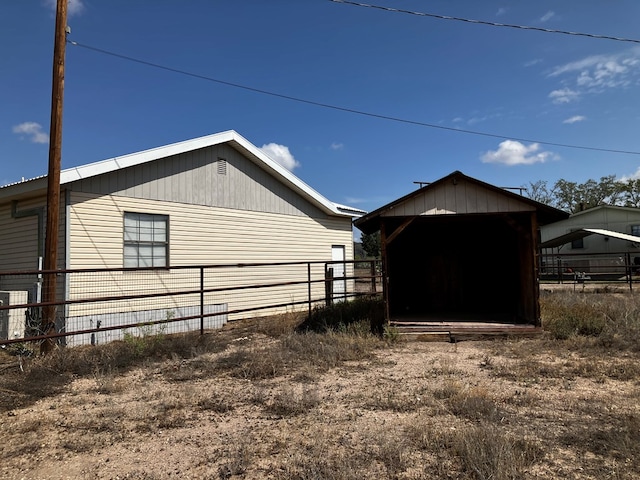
top-left (3, 1), bottom-right (640, 225)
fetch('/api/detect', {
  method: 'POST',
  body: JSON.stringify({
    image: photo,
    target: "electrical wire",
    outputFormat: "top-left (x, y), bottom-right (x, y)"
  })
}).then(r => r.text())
top-left (68, 40), bottom-right (640, 156)
top-left (329, 0), bottom-right (640, 44)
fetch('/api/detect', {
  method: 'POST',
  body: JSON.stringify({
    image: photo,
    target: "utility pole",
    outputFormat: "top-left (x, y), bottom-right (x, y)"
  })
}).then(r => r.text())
top-left (41, 0), bottom-right (68, 354)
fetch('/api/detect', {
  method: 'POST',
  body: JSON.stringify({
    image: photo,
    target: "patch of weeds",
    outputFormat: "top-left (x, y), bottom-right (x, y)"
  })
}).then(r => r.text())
top-left (197, 395), bottom-right (235, 414)
top-left (276, 449), bottom-right (369, 480)
top-left (262, 386), bottom-right (321, 417)
top-left (375, 432), bottom-right (410, 479)
top-left (216, 346), bottom-right (287, 380)
top-left (541, 292), bottom-right (640, 351)
top-left (445, 385), bottom-right (502, 422)
top-left (92, 369), bottom-right (124, 394)
top-left (256, 311), bottom-right (304, 337)
top-left (453, 423), bottom-right (541, 480)
top-left (431, 357), bottom-right (462, 377)
top-left (298, 297), bottom-right (385, 334)
top-left (217, 443), bottom-right (252, 479)
top-left (363, 384), bottom-right (431, 413)
top-left (559, 414), bottom-right (640, 461)
top-left (404, 415), bottom-right (452, 452)
top-left (383, 325), bottom-right (401, 343)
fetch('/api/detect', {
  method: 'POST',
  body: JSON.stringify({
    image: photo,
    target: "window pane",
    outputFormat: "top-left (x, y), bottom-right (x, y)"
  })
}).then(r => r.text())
top-left (153, 245), bottom-right (166, 265)
top-left (139, 256), bottom-right (153, 268)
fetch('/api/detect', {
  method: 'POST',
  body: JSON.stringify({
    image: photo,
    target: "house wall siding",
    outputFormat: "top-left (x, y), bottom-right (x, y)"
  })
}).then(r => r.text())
top-left (0, 195), bottom-right (67, 271)
top-left (68, 192), bottom-right (351, 268)
top-left (0, 194), bottom-right (67, 293)
top-left (71, 144), bottom-right (326, 219)
top-left (67, 192), bottom-right (353, 321)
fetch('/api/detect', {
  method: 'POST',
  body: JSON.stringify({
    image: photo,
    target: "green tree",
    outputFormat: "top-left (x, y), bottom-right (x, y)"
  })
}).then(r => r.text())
top-left (523, 180), bottom-right (554, 205)
top-left (360, 231), bottom-right (381, 258)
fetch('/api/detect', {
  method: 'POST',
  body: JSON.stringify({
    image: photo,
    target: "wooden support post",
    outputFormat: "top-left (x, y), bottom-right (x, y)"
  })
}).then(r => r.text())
top-left (325, 267), bottom-right (334, 306)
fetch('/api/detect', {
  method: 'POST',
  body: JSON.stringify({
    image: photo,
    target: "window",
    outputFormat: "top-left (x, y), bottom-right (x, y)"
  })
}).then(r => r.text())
top-left (571, 238), bottom-right (584, 249)
top-left (632, 225), bottom-right (640, 237)
top-left (123, 212), bottom-right (169, 267)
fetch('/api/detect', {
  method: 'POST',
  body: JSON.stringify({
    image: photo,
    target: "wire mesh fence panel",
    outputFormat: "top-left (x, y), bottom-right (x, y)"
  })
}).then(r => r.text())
top-left (0, 260), bottom-right (381, 346)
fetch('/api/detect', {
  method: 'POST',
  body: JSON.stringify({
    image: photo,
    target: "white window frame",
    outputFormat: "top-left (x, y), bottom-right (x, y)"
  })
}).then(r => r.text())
top-left (123, 212), bottom-right (169, 268)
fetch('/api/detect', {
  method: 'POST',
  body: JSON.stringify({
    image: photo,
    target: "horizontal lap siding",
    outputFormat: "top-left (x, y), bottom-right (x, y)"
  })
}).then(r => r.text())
top-left (69, 192), bottom-right (352, 267)
top-left (68, 193), bottom-right (353, 320)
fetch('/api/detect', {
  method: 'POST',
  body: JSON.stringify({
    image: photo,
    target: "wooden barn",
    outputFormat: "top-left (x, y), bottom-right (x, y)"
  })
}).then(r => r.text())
top-left (354, 171), bottom-right (568, 332)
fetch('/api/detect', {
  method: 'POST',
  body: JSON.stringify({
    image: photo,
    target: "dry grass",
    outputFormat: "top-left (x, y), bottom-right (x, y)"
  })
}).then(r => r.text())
top-left (1, 295), bottom-right (640, 479)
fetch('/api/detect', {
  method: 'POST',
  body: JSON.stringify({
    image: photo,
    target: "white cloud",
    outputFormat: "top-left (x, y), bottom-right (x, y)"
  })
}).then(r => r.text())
top-left (524, 58), bottom-right (543, 67)
top-left (12, 122), bottom-right (49, 144)
top-left (330, 142), bottom-right (344, 151)
top-left (548, 48), bottom-right (640, 101)
top-left (44, 0), bottom-right (85, 17)
top-left (620, 168), bottom-right (640, 182)
top-left (481, 140), bottom-right (557, 166)
top-left (260, 143), bottom-right (300, 171)
top-left (540, 11), bottom-right (555, 22)
top-left (549, 88), bottom-right (579, 104)
top-left (563, 115), bottom-right (586, 124)
top-left (496, 8), bottom-right (507, 16)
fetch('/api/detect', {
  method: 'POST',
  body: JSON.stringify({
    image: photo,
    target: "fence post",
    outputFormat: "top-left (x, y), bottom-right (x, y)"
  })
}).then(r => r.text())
top-left (557, 257), bottom-right (562, 284)
top-left (626, 252), bottom-right (633, 292)
top-left (200, 266), bottom-right (205, 335)
top-left (370, 260), bottom-right (377, 294)
top-left (307, 263), bottom-right (312, 318)
top-left (325, 267), bottom-right (334, 306)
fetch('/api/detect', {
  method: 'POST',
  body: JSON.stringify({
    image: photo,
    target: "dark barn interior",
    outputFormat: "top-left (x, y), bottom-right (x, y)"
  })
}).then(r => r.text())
top-left (385, 213), bottom-right (531, 323)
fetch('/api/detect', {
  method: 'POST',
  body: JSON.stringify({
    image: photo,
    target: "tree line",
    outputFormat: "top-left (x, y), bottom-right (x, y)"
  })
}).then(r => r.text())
top-left (524, 175), bottom-right (640, 213)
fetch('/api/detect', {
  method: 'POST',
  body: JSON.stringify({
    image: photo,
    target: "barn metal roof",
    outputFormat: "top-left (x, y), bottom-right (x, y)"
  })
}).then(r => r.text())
top-left (0, 130), bottom-right (364, 218)
top-left (540, 228), bottom-right (640, 249)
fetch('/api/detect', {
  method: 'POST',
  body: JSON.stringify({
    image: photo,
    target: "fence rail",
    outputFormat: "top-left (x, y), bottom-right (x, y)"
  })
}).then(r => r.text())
top-left (540, 251), bottom-right (640, 290)
top-left (0, 259), bottom-right (382, 347)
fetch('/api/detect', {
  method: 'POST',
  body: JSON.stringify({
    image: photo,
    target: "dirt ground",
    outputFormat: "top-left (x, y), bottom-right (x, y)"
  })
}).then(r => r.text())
top-left (1, 321), bottom-right (639, 480)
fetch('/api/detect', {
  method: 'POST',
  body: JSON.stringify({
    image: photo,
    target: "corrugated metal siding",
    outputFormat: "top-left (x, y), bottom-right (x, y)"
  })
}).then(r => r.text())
top-left (71, 144), bottom-right (326, 219)
top-left (68, 192), bottom-right (352, 268)
top-left (382, 179), bottom-right (534, 217)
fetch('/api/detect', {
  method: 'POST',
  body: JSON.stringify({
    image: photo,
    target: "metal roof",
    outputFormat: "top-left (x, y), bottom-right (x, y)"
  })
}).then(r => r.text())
top-left (540, 228), bottom-right (640, 249)
top-left (0, 130), bottom-right (363, 217)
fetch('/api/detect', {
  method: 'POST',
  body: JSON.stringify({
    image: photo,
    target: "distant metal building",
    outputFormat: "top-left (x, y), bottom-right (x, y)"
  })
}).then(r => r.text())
top-left (354, 171), bottom-right (568, 328)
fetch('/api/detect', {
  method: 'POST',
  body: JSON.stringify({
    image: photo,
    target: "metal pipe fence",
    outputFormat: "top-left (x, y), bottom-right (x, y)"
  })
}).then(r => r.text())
top-left (0, 259), bottom-right (382, 347)
top-left (540, 251), bottom-right (640, 291)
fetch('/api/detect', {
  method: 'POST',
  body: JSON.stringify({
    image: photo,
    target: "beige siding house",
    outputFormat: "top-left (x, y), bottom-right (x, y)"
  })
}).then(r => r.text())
top-left (0, 131), bottom-right (362, 344)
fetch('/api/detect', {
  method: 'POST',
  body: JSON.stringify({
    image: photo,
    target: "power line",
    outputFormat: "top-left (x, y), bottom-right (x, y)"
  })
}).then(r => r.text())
top-left (68, 40), bottom-right (640, 156)
top-left (329, 0), bottom-right (640, 44)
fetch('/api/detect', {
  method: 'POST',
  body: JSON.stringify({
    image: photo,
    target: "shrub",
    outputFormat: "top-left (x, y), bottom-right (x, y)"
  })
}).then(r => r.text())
top-left (297, 297), bottom-right (385, 334)
top-left (542, 294), bottom-right (605, 339)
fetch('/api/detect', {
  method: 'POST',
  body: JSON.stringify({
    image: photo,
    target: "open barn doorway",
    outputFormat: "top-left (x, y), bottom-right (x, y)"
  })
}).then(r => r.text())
top-left (386, 215), bottom-right (526, 323)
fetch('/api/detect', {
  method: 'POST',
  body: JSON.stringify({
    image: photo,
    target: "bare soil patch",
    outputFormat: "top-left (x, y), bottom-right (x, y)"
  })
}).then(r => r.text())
top-left (1, 314), bottom-right (639, 479)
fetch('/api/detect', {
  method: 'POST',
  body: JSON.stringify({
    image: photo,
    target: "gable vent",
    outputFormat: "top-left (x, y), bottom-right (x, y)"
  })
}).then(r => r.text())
top-left (217, 158), bottom-right (227, 175)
